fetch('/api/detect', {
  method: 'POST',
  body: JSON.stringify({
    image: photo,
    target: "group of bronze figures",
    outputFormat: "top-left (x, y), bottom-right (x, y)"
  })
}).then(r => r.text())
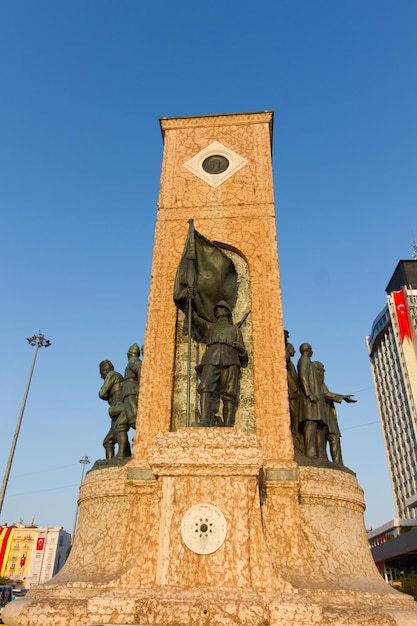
top-left (96, 222), bottom-right (355, 464)
top-left (286, 331), bottom-right (356, 465)
top-left (97, 329), bottom-right (355, 465)
top-left (98, 344), bottom-right (141, 459)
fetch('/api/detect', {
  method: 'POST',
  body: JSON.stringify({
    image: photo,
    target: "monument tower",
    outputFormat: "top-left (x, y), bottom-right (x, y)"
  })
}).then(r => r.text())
top-left (5, 111), bottom-right (417, 625)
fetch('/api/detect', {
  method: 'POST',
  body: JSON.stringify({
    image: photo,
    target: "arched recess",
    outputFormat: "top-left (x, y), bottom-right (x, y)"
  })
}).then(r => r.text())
top-left (171, 244), bottom-right (254, 433)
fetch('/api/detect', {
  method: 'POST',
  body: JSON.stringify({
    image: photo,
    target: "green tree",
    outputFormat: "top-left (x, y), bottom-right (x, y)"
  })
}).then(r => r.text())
top-left (399, 574), bottom-right (417, 601)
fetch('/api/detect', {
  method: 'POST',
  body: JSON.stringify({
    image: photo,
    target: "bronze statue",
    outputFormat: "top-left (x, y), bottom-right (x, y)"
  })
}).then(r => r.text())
top-left (123, 344), bottom-right (142, 428)
top-left (314, 361), bottom-right (357, 465)
top-left (189, 300), bottom-right (248, 427)
top-left (98, 360), bottom-right (124, 459)
top-left (115, 343), bottom-right (142, 458)
top-left (98, 345), bottom-right (141, 460)
top-left (286, 342), bottom-right (302, 451)
top-left (297, 343), bottom-right (326, 458)
top-left (173, 219), bottom-right (242, 426)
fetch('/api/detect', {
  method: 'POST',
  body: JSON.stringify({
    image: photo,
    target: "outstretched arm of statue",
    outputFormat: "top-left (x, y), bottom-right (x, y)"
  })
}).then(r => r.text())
top-left (343, 395), bottom-right (357, 403)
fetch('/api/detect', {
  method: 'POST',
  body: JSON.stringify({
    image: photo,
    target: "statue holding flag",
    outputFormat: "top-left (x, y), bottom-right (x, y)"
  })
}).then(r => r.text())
top-left (174, 220), bottom-right (248, 428)
top-left (192, 300), bottom-right (248, 427)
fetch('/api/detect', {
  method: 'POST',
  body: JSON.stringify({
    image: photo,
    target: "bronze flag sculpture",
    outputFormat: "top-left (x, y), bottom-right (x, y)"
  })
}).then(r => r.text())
top-left (174, 221), bottom-right (247, 427)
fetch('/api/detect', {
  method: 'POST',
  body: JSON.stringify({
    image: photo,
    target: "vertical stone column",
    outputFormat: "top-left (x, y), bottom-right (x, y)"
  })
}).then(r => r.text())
top-left (134, 112), bottom-right (293, 467)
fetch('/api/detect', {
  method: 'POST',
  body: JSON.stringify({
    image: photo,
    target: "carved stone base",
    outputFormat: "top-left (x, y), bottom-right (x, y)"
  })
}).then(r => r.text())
top-left (4, 430), bottom-right (417, 625)
top-left (5, 586), bottom-right (417, 625)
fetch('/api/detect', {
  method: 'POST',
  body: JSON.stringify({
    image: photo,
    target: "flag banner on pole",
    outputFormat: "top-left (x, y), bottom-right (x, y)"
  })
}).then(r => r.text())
top-left (393, 290), bottom-right (413, 342)
top-left (0, 527), bottom-right (13, 575)
top-left (174, 220), bottom-right (237, 322)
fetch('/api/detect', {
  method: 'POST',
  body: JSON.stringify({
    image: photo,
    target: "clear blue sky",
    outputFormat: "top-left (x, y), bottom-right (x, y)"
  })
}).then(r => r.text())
top-left (0, 1), bottom-right (416, 533)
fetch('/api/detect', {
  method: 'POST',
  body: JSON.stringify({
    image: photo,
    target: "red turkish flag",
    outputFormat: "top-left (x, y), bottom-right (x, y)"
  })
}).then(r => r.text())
top-left (393, 290), bottom-right (412, 342)
top-left (20, 555), bottom-right (26, 567)
top-left (36, 537), bottom-right (45, 551)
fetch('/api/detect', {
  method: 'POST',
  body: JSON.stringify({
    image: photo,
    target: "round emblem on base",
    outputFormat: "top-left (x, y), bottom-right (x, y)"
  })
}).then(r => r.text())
top-left (181, 503), bottom-right (227, 554)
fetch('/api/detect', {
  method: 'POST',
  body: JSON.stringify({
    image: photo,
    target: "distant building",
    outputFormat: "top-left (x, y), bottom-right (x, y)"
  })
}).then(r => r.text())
top-left (367, 256), bottom-right (417, 519)
top-left (368, 519), bottom-right (417, 585)
top-left (0, 524), bottom-right (70, 588)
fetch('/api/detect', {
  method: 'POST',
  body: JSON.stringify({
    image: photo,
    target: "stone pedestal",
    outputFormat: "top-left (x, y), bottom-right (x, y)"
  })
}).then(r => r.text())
top-left (4, 112), bottom-right (417, 625)
top-left (5, 431), bottom-right (417, 624)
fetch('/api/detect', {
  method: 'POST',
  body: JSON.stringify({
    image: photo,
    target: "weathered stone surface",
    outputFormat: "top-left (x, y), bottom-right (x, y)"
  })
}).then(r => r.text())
top-left (135, 112), bottom-right (292, 465)
top-left (4, 112), bottom-right (417, 625)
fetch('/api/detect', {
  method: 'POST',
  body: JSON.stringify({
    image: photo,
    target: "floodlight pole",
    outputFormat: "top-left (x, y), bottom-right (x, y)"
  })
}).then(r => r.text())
top-left (72, 455), bottom-right (91, 540)
top-left (0, 332), bottom-right (51, 517)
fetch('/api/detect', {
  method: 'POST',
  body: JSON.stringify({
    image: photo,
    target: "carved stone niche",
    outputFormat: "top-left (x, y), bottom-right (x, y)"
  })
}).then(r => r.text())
top-left (171, 245), bottom-right (255, 433)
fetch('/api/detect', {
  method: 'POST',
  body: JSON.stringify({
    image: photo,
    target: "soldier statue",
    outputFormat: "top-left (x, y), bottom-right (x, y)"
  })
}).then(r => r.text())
top-left (98, 360), bottom-right (124, 459)
top-left (189, 300), bottom-right (248, 428)
top-left (98, 344), bottom-right (141, 459)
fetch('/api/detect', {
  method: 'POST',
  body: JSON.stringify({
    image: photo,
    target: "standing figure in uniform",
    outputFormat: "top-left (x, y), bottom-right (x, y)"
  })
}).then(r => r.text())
top-left (190, 300), bottom-right (248, 427)
top-left (117, 343), bottom-right (142, 457)
top-left (98, 360), bottom-right (124, 459)
top-left (122, 344), bottom-right (142, 429)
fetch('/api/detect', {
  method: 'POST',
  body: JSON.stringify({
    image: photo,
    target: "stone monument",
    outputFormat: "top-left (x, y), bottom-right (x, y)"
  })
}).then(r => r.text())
top-left (5, 111), bottom-right (417, 625)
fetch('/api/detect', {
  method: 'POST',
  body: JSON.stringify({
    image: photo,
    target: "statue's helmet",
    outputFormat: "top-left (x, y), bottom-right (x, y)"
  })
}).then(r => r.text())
top-left (214, 300), bottom-right (232, 315)
top-left (127, 343), bottom-right (141, 357)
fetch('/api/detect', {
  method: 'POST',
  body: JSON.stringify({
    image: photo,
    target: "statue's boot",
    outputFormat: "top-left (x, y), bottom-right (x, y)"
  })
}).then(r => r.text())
top-left (199, 393), bottom-right (212, 427)
top-left (105, 446), bottom-right (114, 460)
top-left (223, 400), bottom-right (236, 428)
top-left (116, 431), bottom-right (132, 458)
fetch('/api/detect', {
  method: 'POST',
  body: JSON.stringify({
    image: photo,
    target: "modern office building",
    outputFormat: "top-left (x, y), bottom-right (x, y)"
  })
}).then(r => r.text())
top-left (367, 256), bottom-right (417, 519)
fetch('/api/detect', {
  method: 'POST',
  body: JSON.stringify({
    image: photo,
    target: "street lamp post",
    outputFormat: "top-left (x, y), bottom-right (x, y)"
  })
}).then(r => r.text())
top-left (72, 455), bottom-right (91, 540)
top-left (0, 332), bottom-right (51, 517)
